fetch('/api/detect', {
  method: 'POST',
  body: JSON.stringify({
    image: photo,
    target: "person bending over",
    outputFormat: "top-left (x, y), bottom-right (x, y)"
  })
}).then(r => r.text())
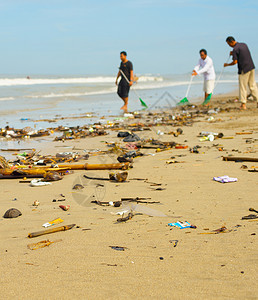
top-left (192, 49), bottom-right (216, 106)
top-left (224, 36), bottom-right (258, 110)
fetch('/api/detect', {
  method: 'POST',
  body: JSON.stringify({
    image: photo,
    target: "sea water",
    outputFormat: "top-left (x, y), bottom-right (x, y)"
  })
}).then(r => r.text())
top-left (0, 72), bottom-right (249, 129)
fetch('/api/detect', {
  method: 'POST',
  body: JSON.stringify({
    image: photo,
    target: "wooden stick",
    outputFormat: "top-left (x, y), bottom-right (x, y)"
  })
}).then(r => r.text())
top-left (57, 163), bottom-right (129, 170)
top-left (0, 148), bottom-right (35, 151)
top-left (0, 175), bottom-right (43, 179)
top-left (0, 163), bottom-right (129, 178)
top-left (0, 169), bottom-right (47, 176)
top-left (117, 213), bottom-right (134, 222)
top-left (235, 132), bottom-right (253, 135)
top-left (28, 224), bottom-right (75, 238)
top-left (223, 156), bottom-right (258, 162)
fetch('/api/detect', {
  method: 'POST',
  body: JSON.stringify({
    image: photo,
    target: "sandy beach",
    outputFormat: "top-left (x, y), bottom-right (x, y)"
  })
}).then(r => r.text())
top-left (0, 92), bottom-right (257, 300)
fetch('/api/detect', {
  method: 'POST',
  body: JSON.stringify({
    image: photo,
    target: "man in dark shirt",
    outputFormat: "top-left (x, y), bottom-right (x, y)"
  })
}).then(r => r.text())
top-left (115, 51), bottom-right (133, 112)
top-left (224, 36), bottom-right (258, 109)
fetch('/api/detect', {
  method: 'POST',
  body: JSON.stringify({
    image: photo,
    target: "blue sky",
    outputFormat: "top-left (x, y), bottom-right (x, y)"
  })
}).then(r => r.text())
top-left (0, 0), bottom-right (257, 75)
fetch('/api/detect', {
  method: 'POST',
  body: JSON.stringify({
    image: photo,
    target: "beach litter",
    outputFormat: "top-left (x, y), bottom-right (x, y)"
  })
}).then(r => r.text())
top-left (44, 171), bottom-right (63, 181)
top-left (3, 208), bottom-right (22, 218)
top-left (27, 239), bottom-right (62, 250)
top-left (199, 134), bottom-right (215, 142)
top-left (241, 208), bottom-right (258, 220)
top-left (241, 214), bottom-right (258, 220)
top-left (73, 184), bottom-right (84, 190)
top-left (117, 150), bottom-right (139, 162)
top-left (249, 208), bottom-right (258, 213)
top-left (121, 197), bottom-right (158, 204)
top-left (168, 128), bottom-right (183, 137)
top-left (170, 240), bottom-right (179, 247)
top-left (108, 201), bottom-right (122, 207)
top-left (30, 179), bottom-right (52, 187)
top-left (115, 203), bottom-right (167, 218)
top-left (117, 212), bottom-right (134, 222)
top-left (223, 156), bottom-right (258, 162)
top-left (109, 246), bottom-right (128, 251)
top-left (190, 145), bottom-right (201, 153)
top-left (109, 171), bottom-right (128, 182)
top-left (83, 171), bottom-right (128, 182)
top-left (166, 159), bottom-right (185, 164)
top-left (235, 132), bottom-right (253, 135)
top-left (0, 126), bottom-right (50, 139)
top-left (213, 175), bottom-right (238, 183)
top-left (199, 226), bottom-right (231, 234)
top-left (42, 217), bottom-right (64, 228)
top-left (168, 221), bottom-right (196, 229)
top-left (28, 224), bottom-right (76, 238)
top-left (92, 197), bottom-right (158, 207)
top-left (59, 205), bottom-right (70, 211)
top-left (123, 133), bottom-right (141, 142)
top-left (199, 131), bottom-right (224, 138)
top-left (52, 199), bottom-right (66, 202)
top-left (248, 168), bottom-right (258, 173)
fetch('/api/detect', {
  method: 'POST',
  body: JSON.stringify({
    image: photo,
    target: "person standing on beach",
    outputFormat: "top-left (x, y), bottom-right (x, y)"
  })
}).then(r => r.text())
top-left (115, 51), bottom-right (133, 112)
top-left (192, 49), bottom-right (216, 105)
top-left (224, 36), bottom-right (258, 110)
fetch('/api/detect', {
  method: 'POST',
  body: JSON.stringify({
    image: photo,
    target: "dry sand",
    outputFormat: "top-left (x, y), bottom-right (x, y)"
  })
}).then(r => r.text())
top-left (0, 93), bottom-right (257, 300)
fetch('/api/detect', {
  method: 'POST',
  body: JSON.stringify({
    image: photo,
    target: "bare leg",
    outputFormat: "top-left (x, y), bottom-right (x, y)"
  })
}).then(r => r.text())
top-left (240, 103), bottom-right (247, 110)
top-left (120, 97), bottom-right (128, 112)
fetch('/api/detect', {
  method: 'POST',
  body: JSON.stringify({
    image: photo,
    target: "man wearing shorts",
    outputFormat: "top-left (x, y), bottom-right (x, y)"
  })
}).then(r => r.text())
top-left (224, 36), bottom-right (258, 110)
top-left (192, 49), bottom-right (216, 105)
top-left (115, 51), bottom-right (133, 112)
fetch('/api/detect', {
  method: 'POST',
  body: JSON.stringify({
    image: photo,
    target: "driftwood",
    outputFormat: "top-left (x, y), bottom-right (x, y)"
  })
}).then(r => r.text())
top-left (121, 197), bottom-right (160, 204)
top-left (249, 208), bottom-right (258, 213)
top-left (55, 162), bottom-right (129, 170)
top-left (92, 197), bottom-right (159, 206)
top-left (27, 239), bottom-right (62, 250)
top-left (0, 169), bottom-right (47, 177)
top-left (117, 212), bottom-right (134, 222)
top-left (1, 175), bottom-right (44, 179)
top-left (0, 163), bottom-right (129, 179)
top-left (223, 156), bottom-right (258, 162)
top-left (0, 148), bottom-right (34, 151)
top-left (235, 132), bottom-right (253, 135)
top-left (28, 224), bottom-right (75, 238)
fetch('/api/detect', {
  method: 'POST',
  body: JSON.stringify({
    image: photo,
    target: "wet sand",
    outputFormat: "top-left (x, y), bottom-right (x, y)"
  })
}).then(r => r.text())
top-left (0, 92), bottom-right (257, 299)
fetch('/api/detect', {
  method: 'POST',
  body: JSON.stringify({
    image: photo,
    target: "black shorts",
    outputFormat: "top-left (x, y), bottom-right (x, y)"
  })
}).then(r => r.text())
top-left (117, 81), bottom-right (130, 98)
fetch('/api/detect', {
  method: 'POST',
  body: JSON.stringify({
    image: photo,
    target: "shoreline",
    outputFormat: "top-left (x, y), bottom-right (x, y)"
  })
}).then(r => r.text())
top-left (0, 76), bottom-right (241, 128)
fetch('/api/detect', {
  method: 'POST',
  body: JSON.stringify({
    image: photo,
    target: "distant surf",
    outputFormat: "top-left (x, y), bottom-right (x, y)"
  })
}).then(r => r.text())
top-left (0, 75), bottom-right (163, 87)
top-left (0, 72), bottom-right (247, 128)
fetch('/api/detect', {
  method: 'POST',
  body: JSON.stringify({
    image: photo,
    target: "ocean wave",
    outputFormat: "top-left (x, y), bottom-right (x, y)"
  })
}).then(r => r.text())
top-left (0, 75), bottom-right (164, 87)
top-left (0, 97), bottom-right (15, 101)
top-left (137, 76), bottom-right (163, 82)
top-left (135, 79), bottom-right (238, 90)
top-left (27, 88), bottom-right (117, 99)
top-left (3, 79), bottom-right (238, 101)
top-left (22, 80), bottom-right (195, 99)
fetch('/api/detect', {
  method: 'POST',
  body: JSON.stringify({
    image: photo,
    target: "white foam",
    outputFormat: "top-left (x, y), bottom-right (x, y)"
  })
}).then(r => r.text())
top-left (137, 76), bottom-right (163, 82)
top-left (27, 88), bottom-right (117, 99)
top-left (0, 97), bottom-right (15, 101)
top-left (0, 75), bottom-right (164, 87)
top-left (9, 79), bottom-right (238, 100)
top-left (135, 79), bottom-right (238, 90)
